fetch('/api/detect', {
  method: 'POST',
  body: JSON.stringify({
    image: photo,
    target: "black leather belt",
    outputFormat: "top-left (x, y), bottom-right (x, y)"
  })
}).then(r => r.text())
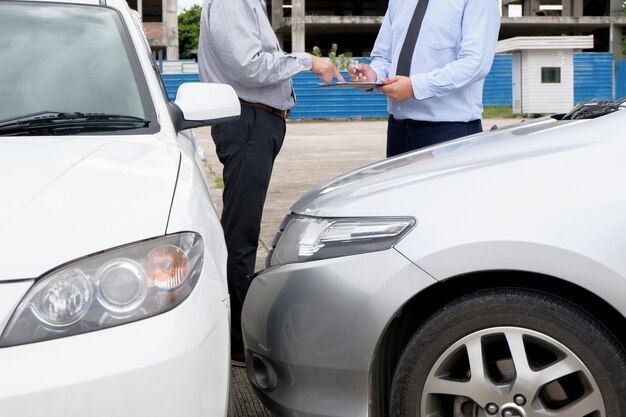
top-left (399, 119), bottom-right (439, 127)
top-left (395, 116), bottom-right (480, 128)
top-left (239, 99), bottom-right (290, 119)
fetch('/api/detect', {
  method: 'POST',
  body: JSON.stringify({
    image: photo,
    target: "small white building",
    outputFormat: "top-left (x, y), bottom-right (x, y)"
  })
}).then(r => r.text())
top-left (496, 35), bottom-right (594, 114)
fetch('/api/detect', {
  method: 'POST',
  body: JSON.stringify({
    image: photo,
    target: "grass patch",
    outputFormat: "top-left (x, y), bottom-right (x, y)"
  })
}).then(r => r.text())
top-left (202, 160), bottom-right (224, 190)
top-left (483, 106), bottom-right (515, 118)
top-left (215, 176), bottom-right (224, 190)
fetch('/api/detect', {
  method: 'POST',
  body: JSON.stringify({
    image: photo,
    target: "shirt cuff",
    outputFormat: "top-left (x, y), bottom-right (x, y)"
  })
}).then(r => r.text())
top-left (371, 67), bottom-right (387, 84)
top-left (293, 53), bottom-right (313, 72)
top-left (411, 73), bottom-right (432, 100)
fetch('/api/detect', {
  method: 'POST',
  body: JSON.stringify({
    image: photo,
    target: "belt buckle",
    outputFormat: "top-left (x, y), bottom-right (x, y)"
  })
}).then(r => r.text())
top-left (275, 108), bottom-right (290, 119)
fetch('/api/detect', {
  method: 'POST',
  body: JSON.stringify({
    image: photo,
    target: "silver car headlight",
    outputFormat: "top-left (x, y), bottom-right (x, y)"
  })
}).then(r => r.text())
top-left (0, 233), bottom-right (203, 348)
top-left (267, 214), bottom-right (415, 267)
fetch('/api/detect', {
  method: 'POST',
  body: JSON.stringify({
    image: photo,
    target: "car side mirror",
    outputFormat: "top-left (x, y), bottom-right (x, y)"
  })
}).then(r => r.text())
top-left (169, 82), bottom-right (240, 132)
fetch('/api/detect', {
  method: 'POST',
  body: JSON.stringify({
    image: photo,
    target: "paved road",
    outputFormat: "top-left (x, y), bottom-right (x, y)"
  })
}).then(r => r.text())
top-left (195, 118), bottom-right (518, 416)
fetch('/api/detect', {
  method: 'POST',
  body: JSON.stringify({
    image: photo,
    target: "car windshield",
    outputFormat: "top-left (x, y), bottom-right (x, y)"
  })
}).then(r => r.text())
top-left (0, 2), bottom-right (157, 134)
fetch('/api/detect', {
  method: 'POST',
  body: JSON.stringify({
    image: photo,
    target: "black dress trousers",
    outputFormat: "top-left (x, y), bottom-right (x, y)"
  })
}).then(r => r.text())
top-left (211, 105), bottom-right (286, 353)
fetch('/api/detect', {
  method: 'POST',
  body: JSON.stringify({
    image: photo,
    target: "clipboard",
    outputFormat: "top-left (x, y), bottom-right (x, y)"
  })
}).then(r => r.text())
top-left (316, 82), bottom-right (382, 89)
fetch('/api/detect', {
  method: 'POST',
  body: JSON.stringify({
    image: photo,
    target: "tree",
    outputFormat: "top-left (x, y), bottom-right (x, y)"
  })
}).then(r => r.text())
top-left (178, 5), bottom-right (202, 59)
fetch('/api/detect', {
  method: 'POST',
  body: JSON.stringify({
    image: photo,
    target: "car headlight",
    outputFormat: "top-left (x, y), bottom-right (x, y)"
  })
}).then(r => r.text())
top-left (0, 233), bottom-right (203, 348)
top-left (267, 214), bottom-right (415, 267)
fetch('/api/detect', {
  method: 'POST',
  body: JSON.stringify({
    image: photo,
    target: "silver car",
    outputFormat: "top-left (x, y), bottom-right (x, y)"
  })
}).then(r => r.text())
top-left (242, 100), bottom-right (626, 417)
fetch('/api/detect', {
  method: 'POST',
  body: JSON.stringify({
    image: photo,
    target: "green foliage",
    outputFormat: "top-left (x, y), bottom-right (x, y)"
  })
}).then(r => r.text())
top-left (312, 43), bottom-right (352, 71)
top-left (178, 5), bottom-right (202, 59)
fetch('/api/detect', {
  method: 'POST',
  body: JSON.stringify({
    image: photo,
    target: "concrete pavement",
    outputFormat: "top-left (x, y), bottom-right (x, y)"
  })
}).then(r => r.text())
top-left (193, 118), bottom-right (518, 417)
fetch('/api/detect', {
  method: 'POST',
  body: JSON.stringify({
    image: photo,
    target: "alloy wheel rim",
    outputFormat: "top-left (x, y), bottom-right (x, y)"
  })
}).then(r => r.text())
top-left (420, 327), bottom-right (605, 417)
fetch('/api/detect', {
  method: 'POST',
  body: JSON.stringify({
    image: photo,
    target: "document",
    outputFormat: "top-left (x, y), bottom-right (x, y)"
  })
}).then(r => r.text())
top-left (316, 82), bottom-right (382, 89)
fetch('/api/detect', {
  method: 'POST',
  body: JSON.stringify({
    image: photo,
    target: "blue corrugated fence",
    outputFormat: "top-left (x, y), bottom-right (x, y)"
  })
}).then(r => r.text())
top-left (163, 73), bottom-right (199, 100)
top-left (483, 54), bottom-right (512, 106)
top-left (616, 60), bottom-right (626, 99)
top-left (574, 53), bottom-right (613, 102)
top-left (162, 53), bottom-right (619, 118)
top-left (291, 72), bottom-right (388, 119)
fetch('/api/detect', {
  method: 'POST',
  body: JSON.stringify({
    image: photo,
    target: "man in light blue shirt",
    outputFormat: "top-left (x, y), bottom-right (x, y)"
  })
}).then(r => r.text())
top-left (350, 0), bottom-right (500, 157)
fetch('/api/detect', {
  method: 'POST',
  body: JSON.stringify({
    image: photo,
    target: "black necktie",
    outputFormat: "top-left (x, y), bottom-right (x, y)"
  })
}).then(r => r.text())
top-left (396, 0), bottom-right (430, 76)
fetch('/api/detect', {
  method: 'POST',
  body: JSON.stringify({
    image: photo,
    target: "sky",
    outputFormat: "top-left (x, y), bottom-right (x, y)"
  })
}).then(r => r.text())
top-left (178, 0), bottom-right (201, 13)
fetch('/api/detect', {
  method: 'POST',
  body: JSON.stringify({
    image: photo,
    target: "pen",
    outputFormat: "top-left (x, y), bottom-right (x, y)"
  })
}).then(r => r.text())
top-left (351, 60), bottom-right (362, 81)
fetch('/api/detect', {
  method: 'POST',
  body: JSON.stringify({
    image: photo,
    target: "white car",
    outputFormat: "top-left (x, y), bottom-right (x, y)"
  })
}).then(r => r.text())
top-left (243, 100), bottom-right (626, 417)
top-left (0, 1), bottom-right (239, 416)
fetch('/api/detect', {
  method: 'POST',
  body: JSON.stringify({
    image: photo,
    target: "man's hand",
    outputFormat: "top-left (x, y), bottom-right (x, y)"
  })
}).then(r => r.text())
top-left (348, 62), bottom-right (377, 83)
top-left (378, 76), bottom-right (414, 101)
top-left (311, 56), bottom-right (345, 83)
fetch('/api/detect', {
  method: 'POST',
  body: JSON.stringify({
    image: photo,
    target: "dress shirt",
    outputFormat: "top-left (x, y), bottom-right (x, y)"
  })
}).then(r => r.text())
top-left (370, 0), bottom-right (500, 122)
top-left (198, 0), bottom-right (312, 111)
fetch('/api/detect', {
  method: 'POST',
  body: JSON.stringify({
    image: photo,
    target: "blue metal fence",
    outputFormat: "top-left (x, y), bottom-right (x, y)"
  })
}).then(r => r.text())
top-left (161, 56), bottom-right (512, 118)
top-left (617, 60), bottom-right (626, 99)
top-left (574, 53), bottom-right (613, 102)
top-left (161, 53), bottom-right (619, 119)
top-left (483, 54), bottom-right (512, 106)
top-left (161, 71), bottom-right (390, 118)
top-left (291, 72), bottom-right (388, 119)
top-left (162, 73), bottom-right (199, 100)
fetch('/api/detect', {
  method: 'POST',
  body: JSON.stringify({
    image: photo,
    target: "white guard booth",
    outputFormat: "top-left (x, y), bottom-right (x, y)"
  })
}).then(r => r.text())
top-left (496, 35), bottom-right (594, 114)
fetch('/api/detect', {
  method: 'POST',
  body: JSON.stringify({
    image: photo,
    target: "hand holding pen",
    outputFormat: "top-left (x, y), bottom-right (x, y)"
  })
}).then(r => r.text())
top-left (348, 61), bottom-right (379, 90)
top-left (348, 60), bottom-right (366, 81)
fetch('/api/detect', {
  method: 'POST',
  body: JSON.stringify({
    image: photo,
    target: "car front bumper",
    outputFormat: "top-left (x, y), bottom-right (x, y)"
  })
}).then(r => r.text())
top-left (242, 249), bottom-right (437, 417)
top-left (0, 277), bottom-right (230, 417)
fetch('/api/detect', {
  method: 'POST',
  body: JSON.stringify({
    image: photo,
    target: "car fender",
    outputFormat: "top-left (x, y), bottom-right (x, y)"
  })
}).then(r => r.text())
top-left (408, 241), bottom-right (626, 319)
top-left (166, 135), bottom-right (228, 301)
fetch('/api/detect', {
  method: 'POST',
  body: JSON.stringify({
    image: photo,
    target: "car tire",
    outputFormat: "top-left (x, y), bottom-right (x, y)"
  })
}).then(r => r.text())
top-left (389, 288), bottom-right (626, 417)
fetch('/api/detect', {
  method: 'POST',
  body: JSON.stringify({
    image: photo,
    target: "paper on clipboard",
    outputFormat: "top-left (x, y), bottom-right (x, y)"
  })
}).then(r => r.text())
top-left (316, 82), bottom-right (382, 89)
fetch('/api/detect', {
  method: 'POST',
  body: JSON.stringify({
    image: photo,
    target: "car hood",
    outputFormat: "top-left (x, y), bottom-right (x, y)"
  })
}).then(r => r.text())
top-left (0, 136), bottom-right (180, 280)
top-left (291, 111), bottom-right (625, 217)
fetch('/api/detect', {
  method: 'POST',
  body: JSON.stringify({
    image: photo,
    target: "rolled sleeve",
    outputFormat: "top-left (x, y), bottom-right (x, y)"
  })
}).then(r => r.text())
top-left (293, 52), bottom-right (313, 72)
top-left (209, 1), bottom-right (310, 87)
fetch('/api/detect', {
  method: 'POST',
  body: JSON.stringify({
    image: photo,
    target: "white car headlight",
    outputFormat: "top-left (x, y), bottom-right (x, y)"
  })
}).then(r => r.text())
top-left (267, 214), bottom-right (415, 267)
top-left (0, 233), bottom-right (203, 348)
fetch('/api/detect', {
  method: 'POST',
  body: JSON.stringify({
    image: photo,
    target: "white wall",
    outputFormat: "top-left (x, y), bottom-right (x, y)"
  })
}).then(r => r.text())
top-left (521, 49), bottom-right (574, 114)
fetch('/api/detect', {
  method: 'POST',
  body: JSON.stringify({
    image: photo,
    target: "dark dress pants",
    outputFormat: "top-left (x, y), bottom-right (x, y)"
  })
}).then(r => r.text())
top-left (387, 115), bottom-right (483, 157)
top-left (211, 105), bottom-right (286, 354)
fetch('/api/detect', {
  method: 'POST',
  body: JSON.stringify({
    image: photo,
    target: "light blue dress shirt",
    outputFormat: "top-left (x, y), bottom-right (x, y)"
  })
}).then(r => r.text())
top-left (370, 0), bottom-right (500, 122)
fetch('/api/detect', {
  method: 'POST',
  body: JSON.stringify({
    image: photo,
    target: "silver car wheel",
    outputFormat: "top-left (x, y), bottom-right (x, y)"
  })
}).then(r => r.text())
top-left (389, 289), bottom-right (626, 417)
top-left (422, 326), bottom-right (604, 417)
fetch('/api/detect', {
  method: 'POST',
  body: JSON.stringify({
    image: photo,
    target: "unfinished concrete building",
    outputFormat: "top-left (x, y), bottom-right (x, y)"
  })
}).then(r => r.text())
top-left (269, 0), bottom-right (626, 60)
top-left (128, 0), bottom-right (179, 59)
